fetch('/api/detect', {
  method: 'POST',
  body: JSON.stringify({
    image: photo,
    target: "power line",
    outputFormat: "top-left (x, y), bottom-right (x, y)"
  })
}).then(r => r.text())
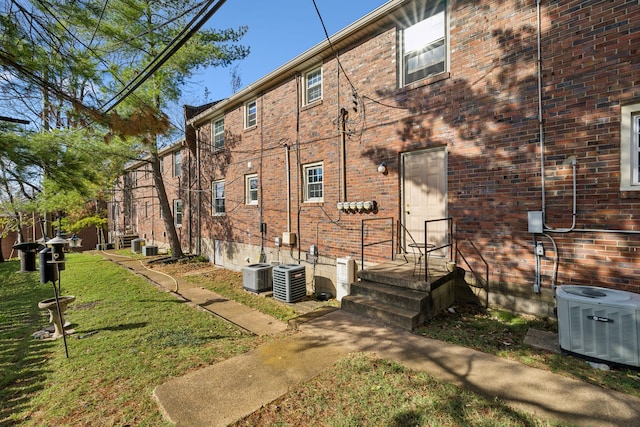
top-left (101, 0), bottom-right (228, 113)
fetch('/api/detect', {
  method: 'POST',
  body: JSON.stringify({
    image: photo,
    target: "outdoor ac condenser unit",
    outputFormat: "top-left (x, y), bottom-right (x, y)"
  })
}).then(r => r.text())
top-left (242, 263), bottom-right (273, 293)
top-left (556, 285), bottom-right (640, 367)
top-left (273, 264), bottom-right (306, 303)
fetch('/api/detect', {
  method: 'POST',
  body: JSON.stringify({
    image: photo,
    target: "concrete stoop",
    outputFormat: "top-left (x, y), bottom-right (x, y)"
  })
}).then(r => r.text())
top-left (341, 281), bottom-right (429, 330)
top-left (342, 258), bottom-right (458, 331)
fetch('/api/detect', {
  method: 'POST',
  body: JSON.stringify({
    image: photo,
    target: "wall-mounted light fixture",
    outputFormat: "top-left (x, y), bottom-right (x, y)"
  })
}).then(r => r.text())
top-left (377, 161), bottom-right (387, 174)
top-left (247, 161), bottom-right (253, 170)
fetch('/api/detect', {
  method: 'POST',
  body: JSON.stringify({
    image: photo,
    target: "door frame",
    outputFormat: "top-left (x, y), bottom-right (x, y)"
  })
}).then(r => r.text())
top-left (400, 147), bottom-right (448, 253)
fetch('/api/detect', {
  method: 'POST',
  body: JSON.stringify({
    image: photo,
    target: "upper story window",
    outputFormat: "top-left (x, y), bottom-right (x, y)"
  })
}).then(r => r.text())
top-left (173, 151), bottom-right (181, 177)
top-left (212, 117), bottom-right (224, 151)
top-left (620, 102), bottom-right (640, 191)
top-left (213, 180), bottom-right (226, 215)
top-left (245, 174), bottom-right (258, 205)
top-left (159, 155), bottom-right (164, 173)
top-left (401, 0), bottom-right (447, 86)
top-left (303, 162), bottom-right (323, 202)
top-left (245, 99), bottom-right (257, 128)
top-left (304, 67), bottom-right (322, 105)
top-left (173, 199), bottom-right (183, 226)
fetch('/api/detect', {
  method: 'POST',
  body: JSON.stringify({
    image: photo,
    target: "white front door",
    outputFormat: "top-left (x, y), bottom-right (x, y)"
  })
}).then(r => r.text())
top-left (402, 148), bottom-right (447, 256)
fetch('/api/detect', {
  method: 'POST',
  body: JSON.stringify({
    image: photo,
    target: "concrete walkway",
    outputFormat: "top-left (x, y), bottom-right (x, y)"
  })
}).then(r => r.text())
top-left (98, 251), bottom-right (640, 427)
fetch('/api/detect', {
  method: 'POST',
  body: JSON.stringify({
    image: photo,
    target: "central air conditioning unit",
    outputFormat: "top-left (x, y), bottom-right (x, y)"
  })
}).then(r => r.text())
top-left (242, 263), bottom-right (273, 293)
top-left (273, 264), bottom-right (306, 303)
top-left (556, 285), bottom-right (640, 367)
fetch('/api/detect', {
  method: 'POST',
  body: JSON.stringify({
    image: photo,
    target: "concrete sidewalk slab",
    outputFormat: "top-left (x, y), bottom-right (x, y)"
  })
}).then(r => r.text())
top-left (298, 310), bottom-right (640, 427)
top-left (153, 333), bottom-right (349, 427)
top-left (96, 251), bottom-right (287, 336)
top-left (97, 251), bottom-right (640, 426)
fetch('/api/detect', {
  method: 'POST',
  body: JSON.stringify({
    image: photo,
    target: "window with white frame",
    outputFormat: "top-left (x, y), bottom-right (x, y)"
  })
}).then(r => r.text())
top-left (401, 1), bottom-right (447, 86)
top-left (212, 180), bottom-right (225, 215)
top-left (245, 99), bottom-right (257, 128)
top-left (173, 199), bottom-right (183, 226)
top-left (212, 117), bottom-right (224, 151)
top-left (304, 67), bottom-right (322, 105)
top-left (173, 151), bottom-right (181, 177)
top-left (245, 174), bottom-right (258, 205)
top-left (159, 155), bottom-right (164, 173)
top-left (620, 102), bottom-right (640, 190)
top-left (303, 162), bottom-right (323, 202)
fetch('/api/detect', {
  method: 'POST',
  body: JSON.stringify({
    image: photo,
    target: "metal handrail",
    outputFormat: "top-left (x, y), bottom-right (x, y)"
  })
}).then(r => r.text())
top-left (455, 238), bottom-right (490, 307)
top-left (361, 217), bottom-right (395, 270)
top-left (423, 217), bottom-right (454, 281)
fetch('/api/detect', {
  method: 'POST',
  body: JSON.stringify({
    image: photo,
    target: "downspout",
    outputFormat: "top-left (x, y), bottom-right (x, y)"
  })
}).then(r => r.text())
top-left (259, 95), bottom-right (266, 262)
top-left (285, 143), bottom-right (291, 232)
top-left (196, 128), bottom-right (202, 255)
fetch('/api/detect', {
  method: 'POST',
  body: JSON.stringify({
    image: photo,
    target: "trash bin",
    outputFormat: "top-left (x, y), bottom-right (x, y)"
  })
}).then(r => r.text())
top-left (13, 242), bottom-right (43, 272)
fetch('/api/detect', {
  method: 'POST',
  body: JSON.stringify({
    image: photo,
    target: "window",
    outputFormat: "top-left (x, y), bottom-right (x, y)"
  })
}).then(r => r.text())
top-left (145, 201), bottom-right (149, 218)
top-left (303, 162), bottom-right (323, 202)
top-left (173, 151), bottom-right (181, 177)
top-left (213, 180), bottom-right (225, 215)
top-left (304, 67), bottom-right (322, 105)
top-left (245, 174), bottom-right (258, 205)
top-left (401, 1), bottom-right (447, 86)
top-left (620, 102), bottom-right (640, 190)
top-left (159, 156), bottom-right (164, 173)
top-left (173, 199), bottom-right (183, 226)
top-left (212, 117), bottom-right (224, 151)
top-left (245, 99), bottom-right (257, 128)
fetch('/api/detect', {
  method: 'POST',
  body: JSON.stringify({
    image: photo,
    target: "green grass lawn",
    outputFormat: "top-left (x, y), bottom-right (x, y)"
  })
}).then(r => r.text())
top-left (0, 253), bottom-right (260, 426)
top-left (2, 252), bottom-right (639, 426)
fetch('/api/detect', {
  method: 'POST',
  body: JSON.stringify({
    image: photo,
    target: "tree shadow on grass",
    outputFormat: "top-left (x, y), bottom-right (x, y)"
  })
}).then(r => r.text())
top-left (0, 265), bottom-right (56, 425)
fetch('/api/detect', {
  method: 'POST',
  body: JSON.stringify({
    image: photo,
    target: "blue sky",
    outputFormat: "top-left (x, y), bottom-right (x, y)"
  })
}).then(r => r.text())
top-left (182, 0), bottom-right (389, 104)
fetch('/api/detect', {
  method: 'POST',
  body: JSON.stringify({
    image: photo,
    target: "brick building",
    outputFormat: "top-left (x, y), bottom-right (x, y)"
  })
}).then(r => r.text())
top-left (109, 143), bottom-right (184, 250)
top-left (112, 0), bottom-right (640, 315)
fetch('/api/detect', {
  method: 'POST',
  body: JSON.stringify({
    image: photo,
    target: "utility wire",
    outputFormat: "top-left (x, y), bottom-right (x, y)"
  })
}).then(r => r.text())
top-left (101, 0), bottom-right (228, 113)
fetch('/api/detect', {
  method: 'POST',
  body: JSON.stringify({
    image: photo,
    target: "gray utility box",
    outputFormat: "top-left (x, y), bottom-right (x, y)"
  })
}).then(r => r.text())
top-left (142, 245), bottom-right (158, 256)
top-left (273, 264), bottom-right (306, 303)
top-left (242, 263), bottom-right (273, 293)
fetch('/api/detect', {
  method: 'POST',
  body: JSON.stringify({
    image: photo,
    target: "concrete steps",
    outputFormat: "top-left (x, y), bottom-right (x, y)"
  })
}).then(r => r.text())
top-left (341, 258), bottom-right (457, 331)
top-left (341, 280), bottom-right (430, 330)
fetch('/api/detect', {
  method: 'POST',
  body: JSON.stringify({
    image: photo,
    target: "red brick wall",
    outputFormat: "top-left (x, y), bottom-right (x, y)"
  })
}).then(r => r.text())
top-left (185, 0), bottom-right (640, 294)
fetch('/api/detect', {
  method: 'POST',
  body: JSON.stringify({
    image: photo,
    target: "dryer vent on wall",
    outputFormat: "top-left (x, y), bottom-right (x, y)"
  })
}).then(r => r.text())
top-left (556, 285), bottom-right (640, 368)
top-left (273, 264), bottom-right (306, 303)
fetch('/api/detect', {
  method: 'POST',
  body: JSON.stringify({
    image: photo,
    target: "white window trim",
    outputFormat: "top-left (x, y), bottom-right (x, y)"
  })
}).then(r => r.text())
top-left (212, 180), bottom-right (226, 216)
top-left (620, 102), bottom-right (640, 190)
top-left (173, 151), bottom-right (181, 177)
top-left (400, 3), bottom-right (448, 87)
top-left (173, 199), bottom-right (183, 227)
top-left (304, 67), bottom-right (323, 105)
top-left (212, 116), bottom-right (224, 151)
top-left (245, 174), bottom-right (258, 205)
top-left (303, 162), bottom-right (324, 202)
top-left (244, 99), bottom-right (257, 129)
